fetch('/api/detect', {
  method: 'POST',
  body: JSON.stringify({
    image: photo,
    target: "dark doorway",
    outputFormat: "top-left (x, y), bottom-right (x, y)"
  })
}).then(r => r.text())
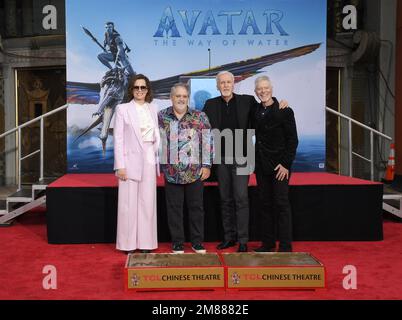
top-left (16, 67), bottom-right (66, 183)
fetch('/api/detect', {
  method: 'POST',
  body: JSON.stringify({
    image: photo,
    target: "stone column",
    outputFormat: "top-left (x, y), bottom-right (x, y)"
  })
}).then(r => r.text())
top-left (0, 68), bottom-right (5, 185)
top-left (22, 0), bottom-right (33, 36)
top-left (395, 1), bottom-right (402, 181)
top-left (3, 64), bottom-right (16, 186)
top-left (4, 0), bottom-right (17, 37)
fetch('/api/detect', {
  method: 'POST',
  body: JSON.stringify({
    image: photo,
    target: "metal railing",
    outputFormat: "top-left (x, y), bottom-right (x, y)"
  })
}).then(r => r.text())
top-left (326, 107), bottom-right (393, 180)
top-left (0, 104), bottom-right (68, 190)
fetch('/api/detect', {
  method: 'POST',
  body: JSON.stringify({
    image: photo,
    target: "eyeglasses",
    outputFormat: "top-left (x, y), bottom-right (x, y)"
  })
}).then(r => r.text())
top-left (133, 86), bottom-right (148, 91)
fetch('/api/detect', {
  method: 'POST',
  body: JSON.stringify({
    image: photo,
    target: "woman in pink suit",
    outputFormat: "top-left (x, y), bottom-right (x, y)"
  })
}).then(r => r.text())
top-left (113, 74), bottom-right (160, 253)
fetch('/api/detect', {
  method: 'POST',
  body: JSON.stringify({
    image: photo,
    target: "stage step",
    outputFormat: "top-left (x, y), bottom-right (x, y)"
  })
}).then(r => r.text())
top-left (383, 184), bottom-right (402, 218)
top-left (383, 193), bottom-right (402, 219)
top-left (0, 200), bottom-right (6, 216)
top-left (7, 188), bottom-right (33, 203)
top-left (33, 178), bottom-right (57, 190)
top-left (0, 178), bottom-right (55, 225)
top-left (0, 195), bottom-right (46, 224)
top-left (383, 198), bottom-right (400, 208)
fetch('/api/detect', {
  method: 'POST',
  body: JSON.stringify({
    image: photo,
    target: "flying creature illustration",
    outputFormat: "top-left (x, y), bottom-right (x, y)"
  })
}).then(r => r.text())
top-left (69, 35), bottom-right (321, 154)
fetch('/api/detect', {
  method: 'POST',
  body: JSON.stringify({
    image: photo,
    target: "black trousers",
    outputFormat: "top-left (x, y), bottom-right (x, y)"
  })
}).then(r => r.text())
top-left (255, 172), bottom-right (292, 250)
top-left (165, 179), bottom-right (204, 245)
top-left (216, 164), bottom-right (249, 244)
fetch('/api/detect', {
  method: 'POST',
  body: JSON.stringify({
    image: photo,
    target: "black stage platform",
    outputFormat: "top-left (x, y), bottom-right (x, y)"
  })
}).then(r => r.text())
top-left (46, 173), bottom-right (383, 244)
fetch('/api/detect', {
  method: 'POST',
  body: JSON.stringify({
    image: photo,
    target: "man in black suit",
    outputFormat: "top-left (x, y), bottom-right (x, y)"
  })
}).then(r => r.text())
top-left (252, 75), bottom-right (298, 252)
top-left (203, 71), bottom-right (287, 252)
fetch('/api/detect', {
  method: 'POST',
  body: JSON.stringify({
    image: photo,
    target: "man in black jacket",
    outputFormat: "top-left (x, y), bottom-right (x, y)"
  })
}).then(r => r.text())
top-left (203, 71), bottom-right (287, 252)
top-left (252, 75), bottom-right (298, 252)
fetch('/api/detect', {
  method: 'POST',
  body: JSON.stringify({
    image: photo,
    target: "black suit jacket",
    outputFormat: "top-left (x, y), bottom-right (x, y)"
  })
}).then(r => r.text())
top-left (203, 94), bottom-right (256, 165)
top-left (251, 98), bottom-right (298, 174)
top-left (203, 94), bottom-right (256, 130)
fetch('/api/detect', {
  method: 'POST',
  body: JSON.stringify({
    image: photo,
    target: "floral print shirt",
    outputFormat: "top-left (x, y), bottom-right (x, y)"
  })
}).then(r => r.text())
top-left (158, 107), bottom-right (214, 184)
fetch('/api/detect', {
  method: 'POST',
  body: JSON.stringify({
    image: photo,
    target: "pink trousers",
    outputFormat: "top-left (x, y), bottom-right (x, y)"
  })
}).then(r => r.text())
top-left (116, 142), bottom-right (157, 251)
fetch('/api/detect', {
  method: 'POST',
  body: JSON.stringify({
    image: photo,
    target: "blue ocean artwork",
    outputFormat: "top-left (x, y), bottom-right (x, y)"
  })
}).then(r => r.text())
top-left (67, 133), bottom-right (114, 173)
top-left (292, 136), bottom-right (326, 172)
top-left (67, 132), bottom-right (325, 173)
top-left (189, 78), bottom-right (220, 111)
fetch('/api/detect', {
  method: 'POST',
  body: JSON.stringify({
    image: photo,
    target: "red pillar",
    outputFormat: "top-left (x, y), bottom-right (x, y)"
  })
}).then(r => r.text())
top-left (395, 2), bottom-right (402, 182)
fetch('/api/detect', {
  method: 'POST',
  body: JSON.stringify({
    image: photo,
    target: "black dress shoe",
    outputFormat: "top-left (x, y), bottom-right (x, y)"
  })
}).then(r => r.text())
top-left (278, 247), bottom-right (292, 252)
top-left (237, 244), bottom-right (248, 252)
top-left (254, 246), bottom-right (276, 253)
top-left (140, 250), bottom-right (151, 253)
top-left (216, 240), bottom-right (236, 250)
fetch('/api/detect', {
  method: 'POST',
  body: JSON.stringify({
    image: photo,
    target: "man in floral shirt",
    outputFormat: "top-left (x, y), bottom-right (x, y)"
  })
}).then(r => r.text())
top-left (158, 83), bottom-right (214, 254)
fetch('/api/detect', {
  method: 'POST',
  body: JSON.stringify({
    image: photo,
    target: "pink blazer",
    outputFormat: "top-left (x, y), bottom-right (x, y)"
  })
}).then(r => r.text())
top-left (113, 100), bottom-right (160, 181)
